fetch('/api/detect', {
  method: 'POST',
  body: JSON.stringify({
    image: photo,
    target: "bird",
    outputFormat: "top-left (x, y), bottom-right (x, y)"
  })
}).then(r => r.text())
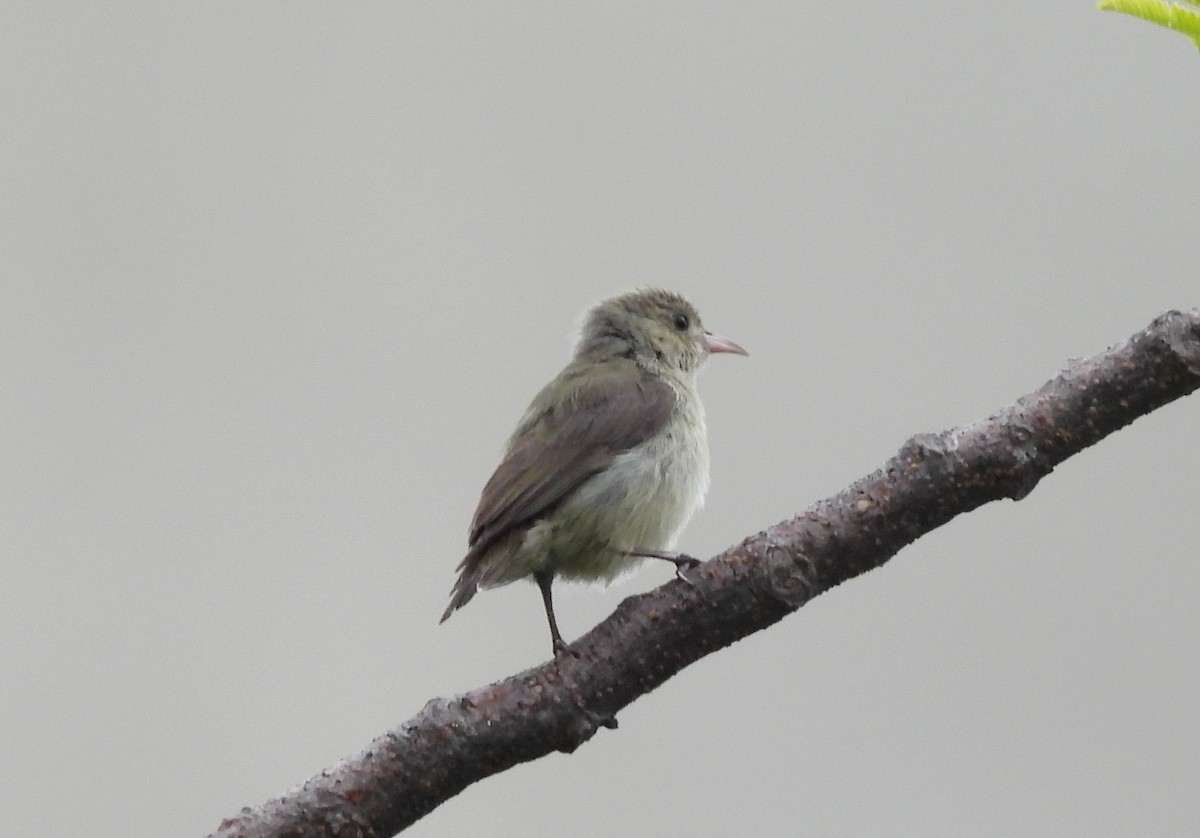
top-left (440, 288), bottom-right (747, 655)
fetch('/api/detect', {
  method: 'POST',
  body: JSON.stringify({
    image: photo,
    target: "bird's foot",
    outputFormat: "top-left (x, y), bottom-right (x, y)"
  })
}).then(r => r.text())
top-left (671, 553), bottom-right (702, 583)
top-left (552, 637), bottom-right (581, 659)
top-left (626, 548), bottom-right (702, 585)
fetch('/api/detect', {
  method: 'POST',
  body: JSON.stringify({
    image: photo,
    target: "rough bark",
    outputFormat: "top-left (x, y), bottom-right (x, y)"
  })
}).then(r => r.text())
top-left (211, 308), bottom-right (1200, 838)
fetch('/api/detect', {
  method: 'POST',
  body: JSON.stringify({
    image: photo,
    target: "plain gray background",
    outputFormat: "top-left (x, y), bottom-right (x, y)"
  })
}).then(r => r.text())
top-left (3, 3), bottom-right (1197, 836)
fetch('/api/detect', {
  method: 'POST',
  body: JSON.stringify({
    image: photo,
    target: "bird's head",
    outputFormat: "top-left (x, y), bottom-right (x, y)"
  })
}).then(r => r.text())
top-left (576, 288), bottom-right (747, 376)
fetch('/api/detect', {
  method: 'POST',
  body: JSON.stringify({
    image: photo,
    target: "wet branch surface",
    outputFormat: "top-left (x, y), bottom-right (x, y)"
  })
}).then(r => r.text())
top-left (211, 309), bottom-right (1200, 838)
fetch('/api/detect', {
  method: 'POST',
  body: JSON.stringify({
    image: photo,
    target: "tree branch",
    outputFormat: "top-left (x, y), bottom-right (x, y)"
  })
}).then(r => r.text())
top-left (211, 309), bottom-right (1200, 838)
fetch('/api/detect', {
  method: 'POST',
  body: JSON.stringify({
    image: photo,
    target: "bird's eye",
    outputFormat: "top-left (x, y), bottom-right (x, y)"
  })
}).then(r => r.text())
top-left (672, 313), bottom-right (689, 331)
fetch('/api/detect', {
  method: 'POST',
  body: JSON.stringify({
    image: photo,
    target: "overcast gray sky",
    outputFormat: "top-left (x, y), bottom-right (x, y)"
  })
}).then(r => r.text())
top-left (3, 3), bottom-right (1197, 837)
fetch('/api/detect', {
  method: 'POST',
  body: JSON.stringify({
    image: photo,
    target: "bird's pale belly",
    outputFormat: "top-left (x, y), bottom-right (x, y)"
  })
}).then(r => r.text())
top-left (519, 415), bottom-right (710, 583)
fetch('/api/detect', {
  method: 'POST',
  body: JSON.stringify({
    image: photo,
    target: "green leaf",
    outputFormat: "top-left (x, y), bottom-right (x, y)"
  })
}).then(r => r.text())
top-left (1099, 0), bottom-right (1200, 52)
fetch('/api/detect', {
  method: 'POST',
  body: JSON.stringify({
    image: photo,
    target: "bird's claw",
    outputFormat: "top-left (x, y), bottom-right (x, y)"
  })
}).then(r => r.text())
top-left (673, 553), bottom-right (702, 585)
top-left (552, 638), bottom-right (580, 659)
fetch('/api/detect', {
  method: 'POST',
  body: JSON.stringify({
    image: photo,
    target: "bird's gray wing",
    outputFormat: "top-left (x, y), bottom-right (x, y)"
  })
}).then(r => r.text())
top-left (466, 362), bottom-right (676, 559)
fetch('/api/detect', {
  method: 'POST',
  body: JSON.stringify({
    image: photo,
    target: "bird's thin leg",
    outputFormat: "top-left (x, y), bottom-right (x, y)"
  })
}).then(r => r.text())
top-left (625, 548), bottom-right (702, 582)
top-left (535, 571), bottom-right (572, 657)
top-left (534, 572), bottom-right (616, 727)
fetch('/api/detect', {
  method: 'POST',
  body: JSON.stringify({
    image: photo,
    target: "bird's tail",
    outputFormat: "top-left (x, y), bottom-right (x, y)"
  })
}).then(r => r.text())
top-left (440, 530), bottom-right (524, 623)
top-left (439, 569), bottom-right (480, 623)
top-left (440, 539), bottom-right (492, 623)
